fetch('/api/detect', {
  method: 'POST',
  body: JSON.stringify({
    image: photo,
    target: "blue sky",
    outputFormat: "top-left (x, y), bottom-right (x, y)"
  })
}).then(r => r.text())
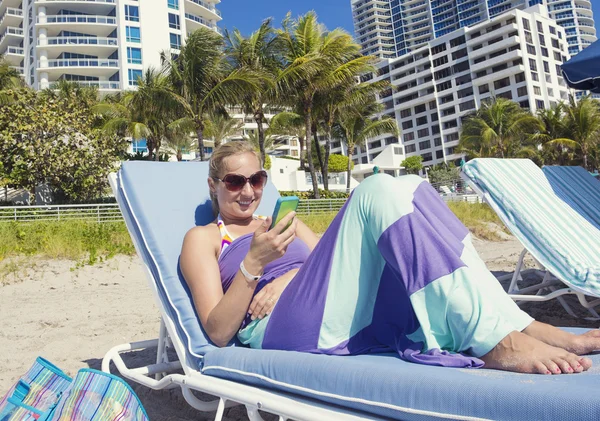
top-left (220, 0), bottom-right (600, 39)
top-left (218, 0), bottom-right (354, 35)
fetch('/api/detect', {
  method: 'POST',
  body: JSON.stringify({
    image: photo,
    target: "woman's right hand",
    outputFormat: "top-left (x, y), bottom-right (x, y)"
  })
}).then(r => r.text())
top-left (244, 212), bottom-right (299, 273)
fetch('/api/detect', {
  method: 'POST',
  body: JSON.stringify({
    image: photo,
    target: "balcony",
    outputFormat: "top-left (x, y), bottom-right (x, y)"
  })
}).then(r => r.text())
top-left (39, 36), bottom-right (118, 57)
top-left (49, 80), bottom-right (120, 90)
top-left (34, 0), bottom-right (116, 15)
top-left (184, 13), bottom-right (220, 33)
top-left (184, 0), bottom-right (222, 21)
top-left (471, 46), bottom-right (522, 73)
top-left (38, 58), bottom-right (119, 77)
top-left (2, 45), bottom-right (24, 65)
top-left (0, 7), bottom-right (22, 32)
top-left (0, 26), bottom-right (23, 50)
top-left (36, 15), bottom-right (116, 36)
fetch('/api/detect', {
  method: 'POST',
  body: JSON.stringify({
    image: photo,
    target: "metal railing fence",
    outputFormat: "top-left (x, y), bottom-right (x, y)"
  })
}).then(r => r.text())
top-left (0, 199), bottom-right (349, 223)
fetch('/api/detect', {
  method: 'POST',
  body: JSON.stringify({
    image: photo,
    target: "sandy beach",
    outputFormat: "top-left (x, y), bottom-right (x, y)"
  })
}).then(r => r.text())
top-left (1, 236), bottom-right (598, 420)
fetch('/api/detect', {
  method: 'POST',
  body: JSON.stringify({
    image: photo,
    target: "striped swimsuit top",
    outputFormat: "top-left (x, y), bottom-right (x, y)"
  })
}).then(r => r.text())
top-left (217, 214), bottom-right (266, 254)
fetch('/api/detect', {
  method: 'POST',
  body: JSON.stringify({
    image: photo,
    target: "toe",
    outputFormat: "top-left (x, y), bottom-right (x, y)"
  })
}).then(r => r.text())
top-left (552, 358), bottom-right (574, 374)
top-left (544, 360), bottom-right (561, 375)
top-left (579, 357), bottom-right (593, 371)
top-left (565, 354), bottom-right (584, 373)
top-left (533, 361), bottom-right (551, 375)
top-left (582, 329), bottom-right (600, 338)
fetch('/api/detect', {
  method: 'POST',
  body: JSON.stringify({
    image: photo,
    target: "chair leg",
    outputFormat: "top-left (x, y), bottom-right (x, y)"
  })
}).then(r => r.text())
top-left (156, 318), bottom-right (170, 380)
top-left (214, 398), bottom-right (226, 421)
top-left (246, 405), bottom-right (266, 421)
top-left (507, 249), bottom-right (528, 293)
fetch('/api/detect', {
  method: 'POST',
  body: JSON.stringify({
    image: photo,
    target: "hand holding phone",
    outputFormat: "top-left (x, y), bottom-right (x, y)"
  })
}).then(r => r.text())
top-left (270, 196), bottom-right (299, 231)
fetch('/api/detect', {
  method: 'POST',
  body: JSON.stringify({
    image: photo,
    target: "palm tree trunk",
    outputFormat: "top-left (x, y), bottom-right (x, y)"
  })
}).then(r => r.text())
top-left (177, 151), bottom-right (182, 161)
top-left (346, 148), bottom-right (353, 192)
top-left (146, 138), bottom-right (154, 161)
top-left (304, 105), bottom-right (320, 199)
top-left (197, 120), bottom-right (205, 161)
top-left (254, 110), bottom-right (266, 164)
top-left (313, 128), bottom-right (324, 175)
top-left (323, 127), bottom-right (333, 191)
top-left (299, 136), bottom-right (305, 168)
top-left (154, 139), bottom-right (160, 161)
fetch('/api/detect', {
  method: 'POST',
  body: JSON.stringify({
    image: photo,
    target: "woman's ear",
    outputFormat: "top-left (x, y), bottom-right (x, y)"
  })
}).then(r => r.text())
top-left (208, 177), bottom-right (217, 196)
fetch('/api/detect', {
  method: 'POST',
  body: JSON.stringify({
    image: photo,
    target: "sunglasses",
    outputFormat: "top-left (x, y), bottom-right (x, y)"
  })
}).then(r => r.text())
top-left (214, 170), bottom-right (268, 192)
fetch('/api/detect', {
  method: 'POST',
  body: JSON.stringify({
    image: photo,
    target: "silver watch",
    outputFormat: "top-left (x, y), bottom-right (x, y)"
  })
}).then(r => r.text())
top-left (240, 260), bottom-right (262, 283)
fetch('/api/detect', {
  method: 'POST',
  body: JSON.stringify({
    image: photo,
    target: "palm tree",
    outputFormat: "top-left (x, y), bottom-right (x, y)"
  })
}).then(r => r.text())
top-left (337, 99), bottom-right (399, 190)
top-left (163, 126), bottom-right (196, 161)
top-left (313, 78), bottom-right (388, 190)
top-left (162, 27), bottom-right (264, 161)
top-left (532, 103), bottom-right (570, 165)
top-left (226, 19), bottom-right (281, 163)
top-left (459, 97), bottom-right (541, 159)
top-left (269, 110), bottom-right (307, 167)
top-left (40, 79), bottom-right (99, 108)
top-left (0, 55), bottom-right (22, 104)
top-left (204, 113), bottom-right (244, 148)
top-left (277, 11), bottom-right (377, 198)
top-left (94, 68), bottom-right (177, 160)
top-left (559, 95), bottom-right (600, 170)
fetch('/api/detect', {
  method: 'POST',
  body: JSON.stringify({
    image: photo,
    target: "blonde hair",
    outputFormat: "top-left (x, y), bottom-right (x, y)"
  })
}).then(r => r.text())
top-left (208, 141), bottom-right (263, 216)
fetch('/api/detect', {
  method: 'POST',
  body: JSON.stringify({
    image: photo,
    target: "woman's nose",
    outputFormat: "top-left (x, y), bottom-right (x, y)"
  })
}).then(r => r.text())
top-left (242, 179), bottom-right (254, 195)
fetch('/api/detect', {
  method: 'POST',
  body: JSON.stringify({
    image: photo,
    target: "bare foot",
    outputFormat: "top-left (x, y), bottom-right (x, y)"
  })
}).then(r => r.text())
top-left (481, 330), bottom-right (589, 374)
top-left (524, 321), bottom-right (600, 360)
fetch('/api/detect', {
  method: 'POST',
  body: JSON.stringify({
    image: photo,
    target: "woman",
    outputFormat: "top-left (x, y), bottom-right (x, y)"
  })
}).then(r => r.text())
top-left (181, 141), bottom-right (600, 374)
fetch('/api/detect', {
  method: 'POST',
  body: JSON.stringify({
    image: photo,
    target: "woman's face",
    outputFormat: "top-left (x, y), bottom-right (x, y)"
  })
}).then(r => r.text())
top-left (209, 152), bottom-right (264, 220)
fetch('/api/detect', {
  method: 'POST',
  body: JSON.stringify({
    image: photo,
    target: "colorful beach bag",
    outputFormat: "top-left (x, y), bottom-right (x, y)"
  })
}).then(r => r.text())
top-left (0, 358), bottom-right (149, 421)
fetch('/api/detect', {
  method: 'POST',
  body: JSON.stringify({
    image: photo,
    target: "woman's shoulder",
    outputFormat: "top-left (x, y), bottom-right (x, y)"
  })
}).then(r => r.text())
top-left (183, 222), bottom-right (220, 253)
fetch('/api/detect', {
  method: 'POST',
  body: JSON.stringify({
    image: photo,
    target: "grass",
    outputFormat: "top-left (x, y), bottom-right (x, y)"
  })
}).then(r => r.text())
top-left (0, 203), bottom-right (508, 265)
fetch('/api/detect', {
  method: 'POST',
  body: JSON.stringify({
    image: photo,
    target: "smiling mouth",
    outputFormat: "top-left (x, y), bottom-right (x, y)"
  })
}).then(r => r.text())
top-left (237, 199), bottom-right (254, 206)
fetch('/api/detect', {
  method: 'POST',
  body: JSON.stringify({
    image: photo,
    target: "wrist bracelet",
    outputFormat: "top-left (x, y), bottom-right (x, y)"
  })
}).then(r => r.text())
top-left (240, 260), bottom-right (262, 283)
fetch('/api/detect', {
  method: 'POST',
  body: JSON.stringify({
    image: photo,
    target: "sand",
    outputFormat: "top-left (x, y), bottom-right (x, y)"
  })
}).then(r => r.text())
top-left (0, 237), bottom-right (598, 420)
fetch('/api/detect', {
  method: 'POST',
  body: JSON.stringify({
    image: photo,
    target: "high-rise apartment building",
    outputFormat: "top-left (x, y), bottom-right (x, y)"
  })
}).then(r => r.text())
top-left (0, 0), bottom-right (222, 92)
top-left (352, 0), bottom-right (595, 58)
top-left (336, 6), bottom-right (571, 170)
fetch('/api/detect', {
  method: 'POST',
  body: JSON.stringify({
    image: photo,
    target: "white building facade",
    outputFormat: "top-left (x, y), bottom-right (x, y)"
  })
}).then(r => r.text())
top-left (2, 0), bottom-right (221, 92)
top-left (351, 0), bottom-right (595, 59)
top-left (336, 6), bottom-right (571, 171)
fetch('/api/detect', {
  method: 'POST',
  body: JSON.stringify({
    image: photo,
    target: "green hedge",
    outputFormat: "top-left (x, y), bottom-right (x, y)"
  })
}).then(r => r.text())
top-left (279, 190), bottom-right (350, 199)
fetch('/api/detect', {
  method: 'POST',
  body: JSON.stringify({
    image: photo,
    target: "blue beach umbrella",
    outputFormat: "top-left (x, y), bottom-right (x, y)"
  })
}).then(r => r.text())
top-left (561, 39), bottom-right (600, 93)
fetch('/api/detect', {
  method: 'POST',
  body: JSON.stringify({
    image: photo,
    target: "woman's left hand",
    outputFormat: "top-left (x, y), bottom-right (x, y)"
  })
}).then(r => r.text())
top-left (248, 269), bottom-right (298, 321)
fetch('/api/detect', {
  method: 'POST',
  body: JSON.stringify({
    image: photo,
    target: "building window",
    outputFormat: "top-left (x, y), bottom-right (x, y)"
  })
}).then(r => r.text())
top-left (543, 61), bottom-right (550, 73)
top-left (549, 26), bottom-right (556, 35)
top-left (400, 108), bottom-right (411, 118)
top-left (402, 121), bottom-right (413, 130)
top-left (434, 137), bottom-right (442, 147)
top-left (415, 104), bottom-right (426, 114)
top-left (416, 116), bottom-right (428, 126)
top-left (515, 72), bottom-right (526, 83)
top-left (459, 100), bottom-right (475, 111)
top-left (536, 21), bottom-right (543, 33)
top-left (531, 72), bottom-right (539, 81)
top-left (522, 18), bottom-right (530, 31)
top-left (421, 152), bottom-right (432, 162)
top-left (168, 13), bottom-right (180, 29)
top-left (479, 84), bottom-right (489, 94)
top-left (431, 113), bottom-right (439, 122)
top-left (168, 0), bottom-right (179, 9)
top-left (431, 43), bottom-right (447, 55)
top-left (128, 68), bottom-right (143, 86)
top-left (419, 140), bottom-right (431, 150)
top-left (551, 38), bottom-right (559, 49)
top-left (404, 132), bottom-right (415, 142)
top-left (126, 26), bottom-right (141, 43)
top-left (394, 146), bottom-right (403, 155)
top-left (436, 150), bottom-right (444, 159)
top-left (405, 144), bottom-right (416, 153)
top-left (132, 139), bottom-right (148, 153)
top-left (517, 86), bottom-right (527, 97)
top-left (527, 44), bottom-right (536, 55)
top-left (170, 33), bottom-right (182, 49)
top-left (529, 58), bottom-right (537, 72)
top-left (125, 5), bottom-right (139, 22)
top-left (554, 51), bottom-right (562, 61)
top-left (536, 100), bottom-right (545, 109)
top-left (534, 86), bottom-right (541, 95)
top-left (127, 47), bottom-right (142, 64)
top-left (493, 77), bottom-right (510, 90)
top-left (429, 100), bottom-right (437, 110)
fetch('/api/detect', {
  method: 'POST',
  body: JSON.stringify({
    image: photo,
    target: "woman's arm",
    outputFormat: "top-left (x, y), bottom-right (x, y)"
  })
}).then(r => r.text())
top-left (295, 219), bottom-right (320, 252)
top-left (180, 226), bottom-right (259, 347)
top-left (181, 212), bottom-right (299, 347)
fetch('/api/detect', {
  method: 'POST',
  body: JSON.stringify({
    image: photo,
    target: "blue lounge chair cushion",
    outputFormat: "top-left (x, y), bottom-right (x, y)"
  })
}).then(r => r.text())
top-left (117, 161), bottom-right (280, 364)
top-left (463, 158), bottom-right (600, 296)
top-left (543, 165), bottom-right (600, 230)
top-left (202, 336), bottom-right (600, 421)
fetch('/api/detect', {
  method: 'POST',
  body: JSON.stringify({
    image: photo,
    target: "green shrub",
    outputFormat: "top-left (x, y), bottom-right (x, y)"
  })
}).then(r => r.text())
top-left (279, 190), bottom-right (350, 199)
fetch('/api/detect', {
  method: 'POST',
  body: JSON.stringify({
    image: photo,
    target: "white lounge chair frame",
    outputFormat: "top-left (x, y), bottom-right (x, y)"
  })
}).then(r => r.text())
top-left (101, 173), bottom-right (394, 421)
top-left (460, 172), bottom-right (600, 319)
